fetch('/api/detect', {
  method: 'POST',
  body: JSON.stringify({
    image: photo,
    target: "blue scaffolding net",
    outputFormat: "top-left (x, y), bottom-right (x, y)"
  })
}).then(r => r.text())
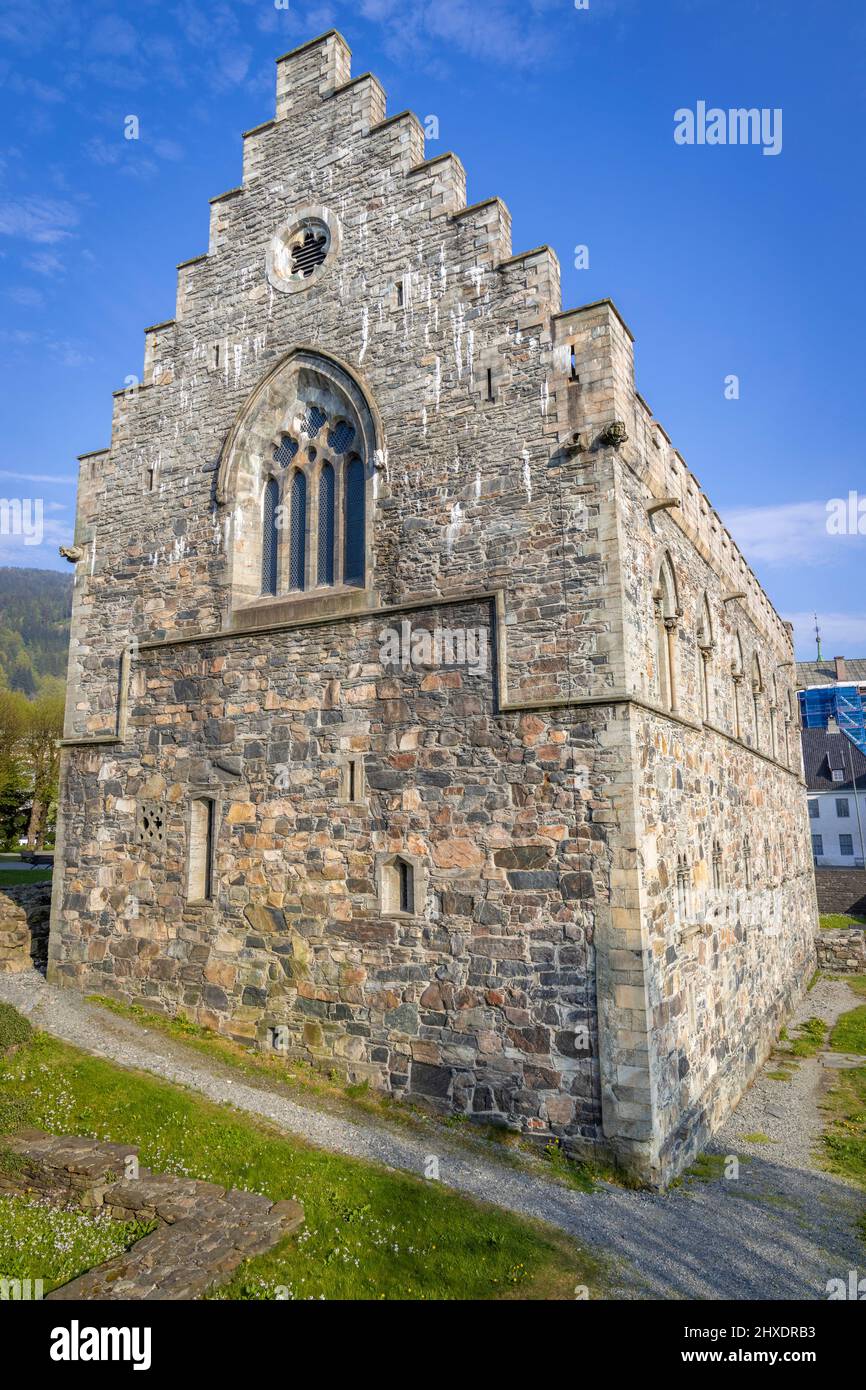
top-left (799, 684), bottom-right (866, 758)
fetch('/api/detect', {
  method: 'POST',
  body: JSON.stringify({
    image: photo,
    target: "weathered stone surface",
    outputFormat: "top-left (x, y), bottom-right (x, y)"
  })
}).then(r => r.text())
top-left (0, 1130), bottom-right (303, 1301)
top-left (0, 882), bottom-right (51, 974)
top-left (815, 927), bottom-right (866, 973)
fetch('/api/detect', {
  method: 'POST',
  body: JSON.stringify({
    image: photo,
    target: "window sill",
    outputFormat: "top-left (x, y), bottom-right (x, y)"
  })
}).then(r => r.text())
top-left (232, 587), bottom-right (376, 631)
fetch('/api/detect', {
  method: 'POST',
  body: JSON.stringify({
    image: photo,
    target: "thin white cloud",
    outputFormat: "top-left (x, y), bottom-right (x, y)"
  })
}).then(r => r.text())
top-left (24, 249), bottom-right (65, 276)
top-left (89, 14), bottom-right (138, 58)
top-left (0, 471), bottom-right (77, 483)
top-left (0, 195), bottom-right (79, 244)
top-left (724, 500), bottom-right (865, 569)
top-left (0, 516), bottom-right (70, 566)
top-left (6, 284), bottom-right (44, 307)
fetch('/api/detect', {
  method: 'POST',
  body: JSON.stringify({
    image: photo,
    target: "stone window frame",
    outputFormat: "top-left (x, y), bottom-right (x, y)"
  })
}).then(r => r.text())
top-left (697, 592), bottom-right (715, 723)
top-left (217, 348), bottom-right (381, 617)
top-left (375, 851), bottom-right (427, 920)
top-left (265, 206), bottom-right (342, 297)
top-left (187, 791), bottom-right (219, 906)
top-left (731, 631), bottom-right (745, 741)
top-left (652, 550), bottom-right (681, 714)
top-left (751, 653), bottom-right (764, 753)
top-left (339, 755), bottom-right (367, 806)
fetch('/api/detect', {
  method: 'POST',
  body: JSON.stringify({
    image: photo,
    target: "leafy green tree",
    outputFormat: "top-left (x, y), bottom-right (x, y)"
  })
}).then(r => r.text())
top-left (20, 693), bottom-right (64, 850)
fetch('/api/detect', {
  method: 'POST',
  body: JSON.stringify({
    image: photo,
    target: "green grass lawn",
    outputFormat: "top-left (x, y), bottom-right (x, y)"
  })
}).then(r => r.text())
top-left (0, 869), bottom-right (51, 885)
top-left (0, 1194), bottom-right (152, 1294)
top-left (0, 1018), bottom-right (608, 1301)
top-left (820, 914), bottom-right (866, 931)
top-left (821, 983), bottom-right (866, 1189)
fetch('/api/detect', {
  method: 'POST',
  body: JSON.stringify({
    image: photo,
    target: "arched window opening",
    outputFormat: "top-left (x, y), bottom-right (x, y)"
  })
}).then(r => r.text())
top-left (261, 478), bottom-right (279, 596)
top-left (289, 470), bottom-right (307, 591)
top-left (751, 655), bottom-right (763, 751)
top-left (732, 633), bottom-right (744, 740)
top-left (219, 351), bottom-right (377, 609)
top-left (377, 853), bottom-right (422, 918)
top-left (318, 462), bottom-right (335, 586)
top-left (344, 455), bottom-right (365, 587)
top-left (697, 594), bottom-right (714, 722)
top-left (653, 554), bottom-right (679, 713)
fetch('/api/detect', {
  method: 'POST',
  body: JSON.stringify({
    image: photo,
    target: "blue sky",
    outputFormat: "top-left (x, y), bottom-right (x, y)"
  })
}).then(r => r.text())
top-left (0, 0), bottom-right (863, 659)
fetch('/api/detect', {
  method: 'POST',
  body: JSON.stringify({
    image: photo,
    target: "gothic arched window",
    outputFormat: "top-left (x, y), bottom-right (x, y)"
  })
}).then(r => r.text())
top-left (261, 478), bottom-right (279, 596)
top-left (751, 654), bottom-right (763, 751)
top-left (697, 593), bottom-right (714, 722)
top-left (219, 350), bottom-right (377, 610)
top-left (653, 552), bottom-right (679, 713)
top-left (289, 470), bottom-right (307, 591)
top-left (344, 455), bottom-right (365, 587)
top-left (732, 632), bottom-right (745, 739)
top-left (318, 462), bottom-right (335, 586)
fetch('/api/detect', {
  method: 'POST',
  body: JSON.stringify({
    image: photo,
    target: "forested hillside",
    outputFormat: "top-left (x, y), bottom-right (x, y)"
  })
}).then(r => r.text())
top-left (0, 567), bottom-right (73, 695)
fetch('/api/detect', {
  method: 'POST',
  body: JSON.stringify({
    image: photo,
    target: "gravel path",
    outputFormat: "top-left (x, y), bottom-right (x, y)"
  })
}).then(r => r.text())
top-left (2, 969), bottom-right (864, 1300)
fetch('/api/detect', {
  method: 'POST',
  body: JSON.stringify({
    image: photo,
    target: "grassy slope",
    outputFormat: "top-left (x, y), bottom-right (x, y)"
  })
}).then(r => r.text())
top-left (820, 914), bottom-right (866, 930)
top-left (821, 976), bottom-right (866, 1193)
top-left (0, 1024), bottom-right (608, 1301)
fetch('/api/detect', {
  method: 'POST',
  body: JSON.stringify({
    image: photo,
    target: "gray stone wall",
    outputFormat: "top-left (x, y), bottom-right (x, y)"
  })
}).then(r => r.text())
top-left (815, 927), bottom-right (866, 973)
top-left (814, 868), bottom-right (866, 917)
top-left (0, 882), bottom-right (52, 974)
top-left (49, 29), bottom-right (818, 1185)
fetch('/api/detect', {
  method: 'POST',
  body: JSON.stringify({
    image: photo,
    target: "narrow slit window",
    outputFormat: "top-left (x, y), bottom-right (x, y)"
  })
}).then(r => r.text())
top-left (396, 281), bottom-right (404, 308)
top-left (398, 859), bottom-right (412, 914)
top-left (289, 470), bottom-right (307, 591)
top-left (318, 462), bottom-right (335, 586)
top-left (343, 455), bottom-right (365, 587)
top-left (261, 478), bottom-right (279, 595)
top-left (189, 798), bottom-right (214, 902)
top-left (570, 346), bottom-right (578, 380)
top-left (486, 367), bottom-right (494, 401)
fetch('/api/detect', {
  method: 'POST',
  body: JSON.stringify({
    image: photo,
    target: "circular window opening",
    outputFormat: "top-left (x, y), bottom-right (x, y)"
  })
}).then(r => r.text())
top-left (266, 208), bottom-right (341, 296)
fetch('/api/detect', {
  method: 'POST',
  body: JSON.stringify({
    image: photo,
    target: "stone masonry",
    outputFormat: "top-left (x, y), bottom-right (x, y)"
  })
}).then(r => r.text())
top-left (1, 1129), bottom-right (304, 1300)
top-left (814, 928), bottom-right (866, 974)
top-left (0, 883), bottom-right (52, 974)
top-left (48, 30), bottom-right (817, 1185)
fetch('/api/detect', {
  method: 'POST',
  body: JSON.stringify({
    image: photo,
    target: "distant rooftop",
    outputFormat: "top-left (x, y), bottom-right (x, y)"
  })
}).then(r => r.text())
top-left (802, 727), bottom-right (866, 792)
top-left (797, 657), bottom-right (866, 689)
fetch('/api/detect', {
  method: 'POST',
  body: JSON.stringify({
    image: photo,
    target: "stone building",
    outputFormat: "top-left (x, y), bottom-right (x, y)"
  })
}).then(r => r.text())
top-left (49, 30), bottom-right (817, 1185)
